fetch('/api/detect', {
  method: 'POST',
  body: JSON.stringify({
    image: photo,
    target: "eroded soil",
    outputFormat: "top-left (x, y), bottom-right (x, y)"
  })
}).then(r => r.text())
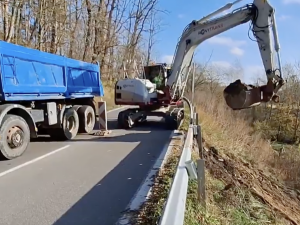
top-left (204, 141), bottom-right (300, 225)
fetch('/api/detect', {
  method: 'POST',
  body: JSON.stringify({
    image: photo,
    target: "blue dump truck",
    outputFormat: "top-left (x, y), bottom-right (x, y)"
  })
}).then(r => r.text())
top-left (0, 41), bottom-right (104, 160)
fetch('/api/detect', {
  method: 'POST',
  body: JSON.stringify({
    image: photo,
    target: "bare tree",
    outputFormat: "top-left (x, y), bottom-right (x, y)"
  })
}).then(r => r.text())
top-left (0, 0), bottom-right (165, 81)
top-left (145, 8), bottom-right (164, 65)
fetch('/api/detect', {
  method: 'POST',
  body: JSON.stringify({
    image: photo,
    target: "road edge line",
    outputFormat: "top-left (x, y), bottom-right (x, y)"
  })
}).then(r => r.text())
top-left (0, 145), bottom-right (70, 178)
top-left (107, 106), bottom-right (127, 113)
top-left (115, 130), bottom-right (183, 225)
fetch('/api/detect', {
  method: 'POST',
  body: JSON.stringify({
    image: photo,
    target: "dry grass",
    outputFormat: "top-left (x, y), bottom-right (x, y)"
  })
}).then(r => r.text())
top-left (184, 142), bottom-right (289, 225)
top-left (102, 80), bottom-right (117, 110)
top-left (183, 89), bottom-right (300, 225)
top-left (194, 90), bottom-right (272, 165)
top-left (194, 90), bottom-right (300, 187)
top-left (94, 80), bottom-right (117, 111)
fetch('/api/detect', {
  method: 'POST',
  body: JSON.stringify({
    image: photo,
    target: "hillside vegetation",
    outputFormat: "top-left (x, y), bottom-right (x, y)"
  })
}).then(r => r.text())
top-left (183, 62), bottom-right (300, 225)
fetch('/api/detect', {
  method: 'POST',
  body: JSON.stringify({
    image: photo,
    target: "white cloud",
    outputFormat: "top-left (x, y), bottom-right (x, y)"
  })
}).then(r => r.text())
top-left (278, 15), bottom-right (291, 21)
top-left (244, 65), bottom-right (265, 83)
top-left (211, 61), bottom-right (232, 69)
top-left (178, 14), bottom-right (184, 19)
top-left (230, 47), bottom-right (244, 56)
top-left (161, 55), bottom-right (173, 64)
top-left (246, 65), bottom-right (264, 75)
top-left (207, 36), bottom-right (246, 47)
top-left (207, 36), bottom-right (246, 56)
top-left (208, 63), bottom-right (265, 84)
top-left (282, 0), bottom-right (300, 4)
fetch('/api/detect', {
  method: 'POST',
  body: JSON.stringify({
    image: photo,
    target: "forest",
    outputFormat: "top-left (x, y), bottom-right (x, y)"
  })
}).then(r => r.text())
top-left (0, 0), bottom-right (164, 79)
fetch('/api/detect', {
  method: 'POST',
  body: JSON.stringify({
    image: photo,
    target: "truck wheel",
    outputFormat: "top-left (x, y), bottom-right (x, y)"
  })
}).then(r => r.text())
top-left (0, 114), bottom-right (30, 160)
top-left (49, 108), bottom-right (79, 140)
top-left (77, 105), bottom-right (95, 134)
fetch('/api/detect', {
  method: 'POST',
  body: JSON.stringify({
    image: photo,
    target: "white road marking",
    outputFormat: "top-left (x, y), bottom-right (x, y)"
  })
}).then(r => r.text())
top-left (107, 106), bottom-right (127, 113)
top-left (0, 106), bottom-right (126, 178)
top-left (0, 145), bottom-right (70, 178)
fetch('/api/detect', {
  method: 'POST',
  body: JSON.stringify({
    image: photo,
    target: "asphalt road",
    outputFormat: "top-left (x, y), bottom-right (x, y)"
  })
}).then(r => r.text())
top-left (0, 107), bottom-right (172, 225)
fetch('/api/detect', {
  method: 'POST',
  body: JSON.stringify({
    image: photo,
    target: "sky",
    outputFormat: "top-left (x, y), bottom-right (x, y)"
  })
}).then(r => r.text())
top-left (154, 0), bottom-right (300, 84)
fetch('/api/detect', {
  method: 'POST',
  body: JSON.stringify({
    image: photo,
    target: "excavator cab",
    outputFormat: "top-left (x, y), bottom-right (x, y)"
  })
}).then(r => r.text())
top-left (143, 63), bottom-right (170, 90)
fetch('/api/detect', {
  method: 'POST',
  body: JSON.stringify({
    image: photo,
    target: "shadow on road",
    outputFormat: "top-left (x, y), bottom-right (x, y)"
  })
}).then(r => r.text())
top-left (31, 118), bottom-right (166, 143)
top-left (51, 122), bottom-right (173, 225)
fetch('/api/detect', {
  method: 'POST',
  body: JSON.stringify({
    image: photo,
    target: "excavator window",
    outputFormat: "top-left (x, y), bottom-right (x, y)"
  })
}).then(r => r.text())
top-left (144, 65), bottom-right (165, 89)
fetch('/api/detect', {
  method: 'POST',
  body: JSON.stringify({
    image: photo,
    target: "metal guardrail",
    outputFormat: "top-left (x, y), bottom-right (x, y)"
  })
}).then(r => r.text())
top-left (158, 102), bottom-right (206, 225)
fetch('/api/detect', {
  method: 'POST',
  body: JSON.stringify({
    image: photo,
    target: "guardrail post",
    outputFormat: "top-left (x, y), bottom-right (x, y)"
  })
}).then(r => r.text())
top-left (185, 160), bottom-right (197, 179)
top-left (193, 106), bottom-right (197, 125)
top-left (196, 123), bottom-right (206, 210)
top-left (197, 125), bottom-right (203, 159)
top-left (197, 159), bottom-right (206, 210)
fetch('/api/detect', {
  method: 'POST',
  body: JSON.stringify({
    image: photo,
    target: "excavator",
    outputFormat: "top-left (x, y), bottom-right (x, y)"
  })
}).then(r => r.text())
top-left (114, 0), bottom-right (285, 130)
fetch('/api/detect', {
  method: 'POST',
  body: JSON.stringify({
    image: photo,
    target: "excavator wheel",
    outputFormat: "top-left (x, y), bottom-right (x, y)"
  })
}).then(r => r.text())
top-left (117, 111), bottom-right (124, 129)
top-left (165, 109), bottom-right (184, 130)
top-left (165, 115), bottom-right (178, 130)
top-left (139, 114), bottom-right (147, 123)
top-left (117, 110), bottom-right (133, 129)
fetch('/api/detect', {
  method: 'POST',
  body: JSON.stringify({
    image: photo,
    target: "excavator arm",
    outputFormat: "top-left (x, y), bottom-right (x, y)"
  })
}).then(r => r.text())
top-left (166, 0), bottom-right (285, 110)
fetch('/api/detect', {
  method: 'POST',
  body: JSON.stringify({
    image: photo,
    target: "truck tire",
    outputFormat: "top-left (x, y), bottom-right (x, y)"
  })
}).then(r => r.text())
top-left (49, 108), bottom-right (79, 140)
top-left (0, 114), bottom-right (30, 160)
top-left (77, 105), bottom-right (95, 134)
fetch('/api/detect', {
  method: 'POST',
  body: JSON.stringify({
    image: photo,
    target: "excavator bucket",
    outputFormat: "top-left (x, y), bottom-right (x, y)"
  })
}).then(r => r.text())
top-left (223, 79), bottom-right (278, 110)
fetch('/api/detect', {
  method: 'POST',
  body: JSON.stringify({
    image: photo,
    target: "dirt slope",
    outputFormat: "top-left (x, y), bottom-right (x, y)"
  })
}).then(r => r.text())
top-left (204, 141), bottom-right (300, 225)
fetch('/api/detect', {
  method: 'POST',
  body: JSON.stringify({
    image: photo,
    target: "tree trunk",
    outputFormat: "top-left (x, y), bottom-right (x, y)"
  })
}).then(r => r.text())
top-left (83, 0), bottom-right (92, 61)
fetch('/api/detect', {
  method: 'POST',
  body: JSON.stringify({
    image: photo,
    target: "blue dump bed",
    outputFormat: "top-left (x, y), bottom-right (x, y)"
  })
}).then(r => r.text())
top-left (0, 41), bottom-right (104, 101)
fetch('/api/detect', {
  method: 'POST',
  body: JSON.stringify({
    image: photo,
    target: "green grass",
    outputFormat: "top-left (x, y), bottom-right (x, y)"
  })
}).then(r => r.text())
top-left (94, 81), bottom-right (119, 111)
top-left (185, 178), bottom-right (220, 225)
top-left (184, 171), bottom-right (281, 225)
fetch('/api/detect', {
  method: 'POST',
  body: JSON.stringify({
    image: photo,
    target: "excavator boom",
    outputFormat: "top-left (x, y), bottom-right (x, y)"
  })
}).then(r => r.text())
top-left (114, 0), bottom-right (285, 130)
top-left (166, 0), bottom-right (284, 110)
